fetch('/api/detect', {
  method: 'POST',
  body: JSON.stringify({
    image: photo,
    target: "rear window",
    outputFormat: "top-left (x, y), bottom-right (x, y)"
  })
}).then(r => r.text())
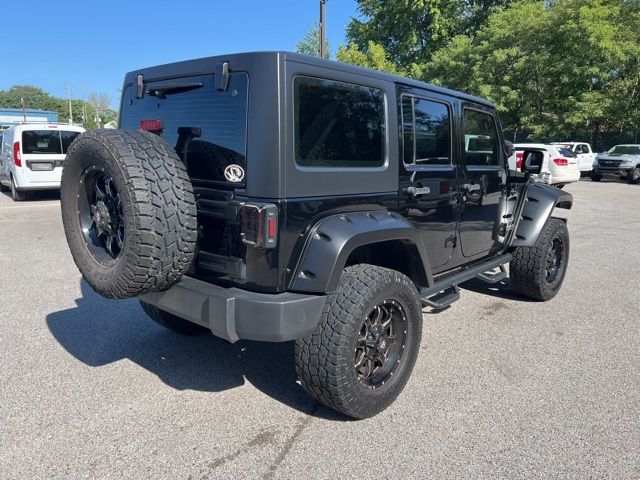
top-left (556, 147), bottom-right (576, 157)
top-left (119, 73), bottom-right (248, 184)
top-left (21, 130), bottom-right (81, 154)
top-left (294, 76), bottom-right (386, 168)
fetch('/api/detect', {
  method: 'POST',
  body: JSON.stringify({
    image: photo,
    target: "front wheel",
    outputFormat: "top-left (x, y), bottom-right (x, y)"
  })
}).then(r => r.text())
top-left (590, 172), bottom-right (602, 182)
top-left (628, 167), bottom-right (640, 184)
top-left (295, 265), bottom-right (422, 419)
top-left (510, 218), bottom-right (569, 301)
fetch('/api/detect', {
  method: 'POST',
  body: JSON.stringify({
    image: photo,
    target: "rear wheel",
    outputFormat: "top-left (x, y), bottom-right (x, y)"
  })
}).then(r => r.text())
top-left (10, 176), bottom-right (27, 201)
top-left (0, 181), bottom-right (8, 193)
top-left (510, 218), bottom-right (569, 301)
top-left (295, 265), bottom-right (422, 419)
top-left (140, 301), bottom-right (209, 335)
top-left (628, 167), bottom-right (640, 184)
top-left (590, 171), bottom-right (602, 182)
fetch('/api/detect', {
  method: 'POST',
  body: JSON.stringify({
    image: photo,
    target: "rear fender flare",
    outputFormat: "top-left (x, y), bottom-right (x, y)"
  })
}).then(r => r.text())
top-left (290, 211), bottom-right (433, 293)
top-left (511, 183), bottom-right (573, 247)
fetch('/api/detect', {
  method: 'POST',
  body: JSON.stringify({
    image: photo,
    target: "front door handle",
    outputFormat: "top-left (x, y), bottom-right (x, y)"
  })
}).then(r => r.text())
top-left (405, 186), bottom-right (431, 197)
top-left (461, 183), bottom-right (481, 193)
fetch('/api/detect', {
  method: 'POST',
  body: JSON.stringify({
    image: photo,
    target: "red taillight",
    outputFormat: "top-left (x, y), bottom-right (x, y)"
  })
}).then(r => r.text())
top-left (553, 157), bottom-right (568, 166)
top-left (139, 119), bottom-right (163, 133)
top-left (13, 142), bottom-right (21, 167)
top-left (240, 203), bottom-right (278, 249)
top-left (516, 152), bottom-right (523, 169)
top-left (267, 216), bottom-right (276, 239)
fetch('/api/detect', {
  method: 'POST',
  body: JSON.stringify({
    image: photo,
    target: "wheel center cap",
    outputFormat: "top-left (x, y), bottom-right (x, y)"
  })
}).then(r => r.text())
top-left (93, 202), bottom-right (112, 230)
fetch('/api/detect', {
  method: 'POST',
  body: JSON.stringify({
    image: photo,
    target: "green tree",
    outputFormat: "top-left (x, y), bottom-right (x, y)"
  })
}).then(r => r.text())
top-left (0, 86), bottom-right (117, 130)
top-left (342, 0), bottom-right (515, 75)
top-left (336, 41), bottom-right (402, 74)
top-left (295, 22), bottom-right (331, 58)
top-left (424, 0), bottom-right (640, 141)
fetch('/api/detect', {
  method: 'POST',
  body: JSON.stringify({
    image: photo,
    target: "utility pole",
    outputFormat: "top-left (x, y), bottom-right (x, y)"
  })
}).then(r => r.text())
top-left (67, 83), bottom-right (73, 124)
top-left (319, 0), bottom-right (327, 58)
top-left (20, 97), bottom-right (27, 122)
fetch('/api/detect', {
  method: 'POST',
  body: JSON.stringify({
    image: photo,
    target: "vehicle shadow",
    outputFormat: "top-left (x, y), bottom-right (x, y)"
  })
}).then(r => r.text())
top-left (0, 190), bottom-right (60, 201)
top-left (46, 280), bottom-right (348, 421)
top-left (459, 276), bottom-right (536, 302)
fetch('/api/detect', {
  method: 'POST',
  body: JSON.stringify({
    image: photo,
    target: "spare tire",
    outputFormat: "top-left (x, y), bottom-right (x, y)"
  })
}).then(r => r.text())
top-left (61, 129), bottom-right (197, 299)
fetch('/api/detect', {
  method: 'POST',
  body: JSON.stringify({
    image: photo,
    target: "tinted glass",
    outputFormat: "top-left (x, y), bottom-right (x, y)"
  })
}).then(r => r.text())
top-left (609, 145), bottom-right (640, 155)
top-left (463, 109), bottom-right (500, 166)
top-left (22, 130), bottom-right (62, 154)
top-left (557, 147), bottom-right (576, 157)
top-left (120, 73), bottom-right (248, 183)
top-left (60, 131), bottom-right (81, 153)
top-left (294, 76), bottom-right (385, 168)
top-left (401, 96), bottom-right (414, 165)
top-left (414, 99), bottom-right (450, 165)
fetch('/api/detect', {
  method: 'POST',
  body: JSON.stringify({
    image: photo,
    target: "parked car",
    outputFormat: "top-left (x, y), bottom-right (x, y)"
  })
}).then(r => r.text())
top-left (515, 143), bottom-right (580, 187)
top-left (0, 123), bottom-right (85, 200)
top-left (59, 52), bottom-right (572, 419)
top-left (591, 144), bottom-right (640, 184)
top-left (550, 142), bottom-right (596, 174)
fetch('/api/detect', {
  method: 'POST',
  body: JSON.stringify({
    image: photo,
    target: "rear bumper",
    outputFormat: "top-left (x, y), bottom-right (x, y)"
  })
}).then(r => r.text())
top-left (139, 276), bottom-right (326, 343)
top-left (549, 169), bottom-right (580, 185)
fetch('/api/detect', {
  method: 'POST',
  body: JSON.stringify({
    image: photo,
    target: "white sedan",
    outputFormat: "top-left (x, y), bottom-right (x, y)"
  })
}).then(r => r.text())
top-left (514, 143), bottom-right (581, 187)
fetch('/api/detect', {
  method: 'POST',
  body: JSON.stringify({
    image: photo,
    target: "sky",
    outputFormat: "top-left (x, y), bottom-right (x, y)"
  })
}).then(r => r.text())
top-left (0, 0), bottom-right (359, 109)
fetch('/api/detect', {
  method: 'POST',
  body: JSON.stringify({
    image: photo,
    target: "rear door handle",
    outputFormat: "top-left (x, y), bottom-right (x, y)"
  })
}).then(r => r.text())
top-left (405, 186), bottom-right (431, 197)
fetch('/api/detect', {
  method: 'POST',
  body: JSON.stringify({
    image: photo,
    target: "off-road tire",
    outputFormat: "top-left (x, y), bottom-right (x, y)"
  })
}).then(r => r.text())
top-left (61, 129), bottom-right (197, 299)
top-left (627, 167), bottom-right (640, 184)
top-left (510, 218), bottom-right (569, 301)
top-left (140, 300), bottom-right (209, 335)
top-left (590, 172), bottom-right (602, 182)
top-left (295, 265), bottom-right (422, 419)
top-left (10, 176), bottom-right (27, 201)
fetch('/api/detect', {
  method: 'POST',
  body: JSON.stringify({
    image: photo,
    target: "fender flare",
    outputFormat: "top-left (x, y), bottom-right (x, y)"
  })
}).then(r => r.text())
top-left (290, 211), bottom-right (433, 293)
top-left (511, 183), bottom-right (573, 247)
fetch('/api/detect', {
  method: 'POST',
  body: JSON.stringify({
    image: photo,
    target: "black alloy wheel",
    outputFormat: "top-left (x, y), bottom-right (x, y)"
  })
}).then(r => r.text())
top-left (78, 166), bottom-right (125, 264)
top-left (354, 299), bottom-right (407, 388)
top-left (545, 236), bottom-right (564, 285)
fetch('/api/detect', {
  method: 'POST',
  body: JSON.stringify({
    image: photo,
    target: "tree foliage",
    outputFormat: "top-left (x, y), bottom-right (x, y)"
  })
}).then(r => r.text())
top-left (424, 0), bottom-right (640, 140)
top-left (295, 22), bottom-right (331, 59)
top-left (343, 0), bottom-right (515, 76)
top-left (0, 85), bottom-right (117, 129)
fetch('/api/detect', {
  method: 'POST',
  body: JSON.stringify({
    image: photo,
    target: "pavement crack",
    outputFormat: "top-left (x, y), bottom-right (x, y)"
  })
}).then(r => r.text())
top-left (263, 408), bottom-right (316, 479)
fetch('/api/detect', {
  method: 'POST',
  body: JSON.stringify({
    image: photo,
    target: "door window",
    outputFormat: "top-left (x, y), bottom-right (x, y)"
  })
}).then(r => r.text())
top-left (463, 109), bottom-right (500, 166)
top-left (402, 96), bottom-right (451, 166)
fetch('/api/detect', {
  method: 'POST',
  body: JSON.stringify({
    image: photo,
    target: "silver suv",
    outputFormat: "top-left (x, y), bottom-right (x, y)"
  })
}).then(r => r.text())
top-left (592, 144), bottom-right (640, 183)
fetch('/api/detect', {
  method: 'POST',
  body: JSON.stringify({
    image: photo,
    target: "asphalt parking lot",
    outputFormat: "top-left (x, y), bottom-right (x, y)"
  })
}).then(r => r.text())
top-left (0, 180), bottom-right (638, 479)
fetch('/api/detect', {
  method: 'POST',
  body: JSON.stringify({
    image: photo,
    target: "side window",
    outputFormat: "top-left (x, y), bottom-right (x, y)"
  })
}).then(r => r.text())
top-left (576, 144), bottom-right (587, 154)
top-left (402, 96), bottom-right (451, 166)
top-left (402, 96), bottom-right (451, 165)
top-left (463, 109), bottom-right (500, 166)
top-left (294, 76), bottom-right (386, 168)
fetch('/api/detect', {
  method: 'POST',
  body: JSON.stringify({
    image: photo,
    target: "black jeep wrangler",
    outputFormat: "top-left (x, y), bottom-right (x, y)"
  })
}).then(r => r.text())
top-left (60, 52), bottom-right (572, 419)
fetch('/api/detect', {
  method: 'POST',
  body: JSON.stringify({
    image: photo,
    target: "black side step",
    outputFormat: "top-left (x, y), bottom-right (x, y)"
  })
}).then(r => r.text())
top-left (419, 254), bottom-right (513, 310)
top-left (421, 285), bottom-right (460, 310)
top-left (477, 265), bottom-right (508, 284)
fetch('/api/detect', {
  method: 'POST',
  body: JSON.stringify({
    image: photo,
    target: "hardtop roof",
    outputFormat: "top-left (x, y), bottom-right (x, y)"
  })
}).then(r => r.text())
top-left (124, 51), bottom-right (495, 108)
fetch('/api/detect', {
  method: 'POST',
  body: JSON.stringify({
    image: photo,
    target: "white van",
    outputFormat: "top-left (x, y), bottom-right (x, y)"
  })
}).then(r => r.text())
top-left (0, 123), bottom-right (85, 200)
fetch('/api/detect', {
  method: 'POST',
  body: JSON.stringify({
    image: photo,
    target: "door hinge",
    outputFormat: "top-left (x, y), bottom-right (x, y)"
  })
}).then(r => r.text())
top-left (445, 235), bottom-right (457, 248)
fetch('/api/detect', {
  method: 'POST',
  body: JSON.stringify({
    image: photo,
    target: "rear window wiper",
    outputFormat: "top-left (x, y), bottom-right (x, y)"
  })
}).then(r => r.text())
top-left (145, 82), bottom-right (203, 99)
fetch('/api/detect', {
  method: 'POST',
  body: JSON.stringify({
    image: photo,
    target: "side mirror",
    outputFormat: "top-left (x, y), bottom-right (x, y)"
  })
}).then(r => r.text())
top-left (522, 149), bottom-right (544, 175)
top-left (503, 140), bottom-right (515, 159)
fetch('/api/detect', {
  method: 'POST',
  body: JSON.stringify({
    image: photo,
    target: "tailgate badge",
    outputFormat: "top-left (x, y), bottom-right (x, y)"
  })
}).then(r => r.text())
top-left (224, 164), bottom-right (245, 182)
